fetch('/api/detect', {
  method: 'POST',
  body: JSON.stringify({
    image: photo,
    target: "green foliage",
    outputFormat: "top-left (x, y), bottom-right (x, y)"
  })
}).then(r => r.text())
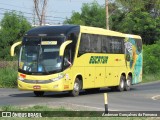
top-left (1, 105), bottom-right (15, 111)
top-left (0, 68), bottom-right (17, 88)
top-left (143, 74), bottom-right (160, 83)
top-left (0, 105), bottom-right (67, 111)
top-left (143, 41), bottom-right (160, 75)
top-left (112, 10), bottom-right (158, 44)
top-left (113, 0), bottom-right (160, 44)
top-left (64, 1), bottom-right (106, 28)
top-left (116, 0), bottom-right (160, 17)
top-left (64, 12), bottom-right (85, 25)
top-left (0, 11), bottom-right (31, 60)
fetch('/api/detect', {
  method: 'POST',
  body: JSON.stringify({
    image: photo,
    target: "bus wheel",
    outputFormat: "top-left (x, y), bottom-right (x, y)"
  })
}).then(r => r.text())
top-left (125, 76), bottom-right (132, 91)
top-left (117, 75), bottom-right (125, 92)
top-left (70, 78), bottom-right (81, 97)
top-left (34, 91), bottom-right (44, 97)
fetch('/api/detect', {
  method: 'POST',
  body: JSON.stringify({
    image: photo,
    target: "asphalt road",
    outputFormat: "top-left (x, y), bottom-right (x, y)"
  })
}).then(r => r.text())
top-left (0, 81), bottom-right (160, 111)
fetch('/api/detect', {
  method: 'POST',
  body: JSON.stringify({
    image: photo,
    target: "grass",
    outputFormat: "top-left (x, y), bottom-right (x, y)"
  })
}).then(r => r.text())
top-left (0, 68), bottom-right (17, 88)
top-left (143, 73), bottom-right (160, 83)
top-left (0, 105), bottom-right (153, 120)
top-left (0, 105), bottom-right (67, 112)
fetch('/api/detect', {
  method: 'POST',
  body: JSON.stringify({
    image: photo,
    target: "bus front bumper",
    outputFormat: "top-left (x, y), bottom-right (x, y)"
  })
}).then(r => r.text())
top-left (18, 80), bottom-right (66, 92)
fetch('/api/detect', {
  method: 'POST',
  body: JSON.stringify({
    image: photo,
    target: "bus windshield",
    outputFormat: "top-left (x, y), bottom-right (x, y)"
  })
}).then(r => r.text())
top-left (19, 37), bottom-right (64, 74)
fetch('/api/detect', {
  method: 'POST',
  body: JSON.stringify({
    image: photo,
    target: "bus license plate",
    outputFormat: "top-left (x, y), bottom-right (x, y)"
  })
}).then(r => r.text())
top-left (33, 85), bottom-right (41, 89)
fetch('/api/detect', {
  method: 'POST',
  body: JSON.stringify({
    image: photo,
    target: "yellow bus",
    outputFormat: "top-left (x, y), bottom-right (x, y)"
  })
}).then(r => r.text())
top-left (11, 25), bottom-right (142, 97)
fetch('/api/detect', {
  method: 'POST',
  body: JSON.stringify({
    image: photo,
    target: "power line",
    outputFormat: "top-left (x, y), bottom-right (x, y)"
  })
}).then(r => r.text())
top-left (0, 7), bottom-right (66, 20)
top-left (0, 1), bottom-right (74, 24)
top-left (0, 2), bottom-right (32, 10)
top-left (0, 2), bottom-right (72, 14)
top-left (0, 8), bottom-right (33, 15)
top-left (0, 11), bottom-right (64, 24)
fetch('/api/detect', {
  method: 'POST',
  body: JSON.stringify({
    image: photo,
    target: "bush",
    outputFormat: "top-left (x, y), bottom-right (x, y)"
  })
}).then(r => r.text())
top-left (0, 11), bottom-right (31, 60)
top-left (0, 67), bottom-right (17, 88)
top-left (143, 42), bottom-right (160, 75)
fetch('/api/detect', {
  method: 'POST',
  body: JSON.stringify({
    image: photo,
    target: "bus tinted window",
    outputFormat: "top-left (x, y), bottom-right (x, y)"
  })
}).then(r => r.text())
top-left (102, 36), bottom-right (109, 53)
top-left (135, 39), bottom-right (142, 53)
top-left (109, 37), bottom-right (124, 54)
top-left (78, 33), bottom-right (124, 56)
top-left (90, 34), bottom-right (101, 53)
top-left (79, 34), bottom-right (89, 54)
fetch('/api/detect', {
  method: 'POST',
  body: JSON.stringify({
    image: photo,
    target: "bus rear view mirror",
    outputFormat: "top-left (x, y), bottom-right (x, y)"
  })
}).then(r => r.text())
top-left (11, 41), bottom-right (22, 56)
top-left (59, 40), bottom-right (72, 56)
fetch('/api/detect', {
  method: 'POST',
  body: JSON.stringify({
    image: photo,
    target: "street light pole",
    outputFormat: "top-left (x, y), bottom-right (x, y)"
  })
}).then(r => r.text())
top-left (106, 0), bottom-right (109, 30)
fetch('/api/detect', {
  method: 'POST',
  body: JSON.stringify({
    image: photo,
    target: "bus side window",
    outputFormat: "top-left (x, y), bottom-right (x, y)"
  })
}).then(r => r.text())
top-left (67, 33), bottom-right (78, 62)
top-left (78, 34), bottom-right (87, 55)
top-left (102, 46), bottom-right (107, 53)
top-left (102, 36), bottom-right (109, 53)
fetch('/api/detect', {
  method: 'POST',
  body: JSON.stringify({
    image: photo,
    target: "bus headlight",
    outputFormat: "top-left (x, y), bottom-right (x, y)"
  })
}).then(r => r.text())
top-left (18, 76), bottom-right (24, 81)
top-left (50, 73), bottom-right (65, 82)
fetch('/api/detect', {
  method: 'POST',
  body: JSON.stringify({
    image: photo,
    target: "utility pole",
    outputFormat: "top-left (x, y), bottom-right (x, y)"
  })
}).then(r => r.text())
top-left (106, 0), bottom-right (109, 30)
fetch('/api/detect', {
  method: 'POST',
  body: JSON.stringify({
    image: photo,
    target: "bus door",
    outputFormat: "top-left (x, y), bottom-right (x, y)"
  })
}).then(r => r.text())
top-left (63, 46), bottom-right (73, 90)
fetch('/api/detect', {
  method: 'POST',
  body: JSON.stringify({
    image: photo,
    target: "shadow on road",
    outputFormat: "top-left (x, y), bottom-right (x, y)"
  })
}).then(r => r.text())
top-left (8, 87), bottom-right (136, 98)
top-left (9, 92), bottom-right (35, 97)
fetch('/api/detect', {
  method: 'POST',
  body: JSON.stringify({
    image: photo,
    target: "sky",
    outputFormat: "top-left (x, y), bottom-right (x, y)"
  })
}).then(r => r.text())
top-left (0, 0), bottom-right (105, 25)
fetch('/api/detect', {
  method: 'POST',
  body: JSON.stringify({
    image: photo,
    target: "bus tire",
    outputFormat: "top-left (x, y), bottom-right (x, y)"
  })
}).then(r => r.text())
top-left (125, 76), bottom-right (132, 91)
top-left (69, 78), bottom-right (81, 97)
top-left (34, 91), bottom-right (44, 97)
top-left (117, 75), bottom-right (125, 92)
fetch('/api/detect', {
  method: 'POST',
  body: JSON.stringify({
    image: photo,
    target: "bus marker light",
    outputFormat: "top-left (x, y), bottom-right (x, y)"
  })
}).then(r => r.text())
top-left (115, 58), bottom-right (118, 61)
top-left (64, 85), bottom-right (69, 89)
top-left (20, 74), bottom-right (26, 78)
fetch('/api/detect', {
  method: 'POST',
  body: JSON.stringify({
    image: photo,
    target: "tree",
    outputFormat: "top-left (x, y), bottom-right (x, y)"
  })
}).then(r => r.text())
top-left (112, 0), bottom-right (160, 44)
top-left (116, 0), bottom-right (160, 17)
top-left (33, 0), bottom-right (48, 26)
top-left (64, 12), bottom-right (85, 25)
top-left (0, 11), bottom-right (31, 60)
top-left (64, 1), bottom-right (106, 28)
top-left (112, 10), bottom-right (159, 44)
top-left (143, 41), bottom-right (160, 74)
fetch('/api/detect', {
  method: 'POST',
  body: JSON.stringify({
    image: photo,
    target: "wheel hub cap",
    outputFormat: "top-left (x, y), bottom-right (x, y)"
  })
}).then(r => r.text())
top-left (74, 83), bottom-right (79, 92)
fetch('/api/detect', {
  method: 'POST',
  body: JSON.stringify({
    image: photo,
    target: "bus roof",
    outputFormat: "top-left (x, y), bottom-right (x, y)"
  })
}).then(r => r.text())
top-left (80, 25), bottom-right (141, 39)
top-left (24, 25), bottom-right (141, 39)
top-left (25, 25), bottom-right (80, 36)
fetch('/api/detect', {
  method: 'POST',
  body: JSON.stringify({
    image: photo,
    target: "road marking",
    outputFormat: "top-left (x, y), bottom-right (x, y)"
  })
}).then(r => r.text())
top-left (151, 95), bottom-right (160, 100)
